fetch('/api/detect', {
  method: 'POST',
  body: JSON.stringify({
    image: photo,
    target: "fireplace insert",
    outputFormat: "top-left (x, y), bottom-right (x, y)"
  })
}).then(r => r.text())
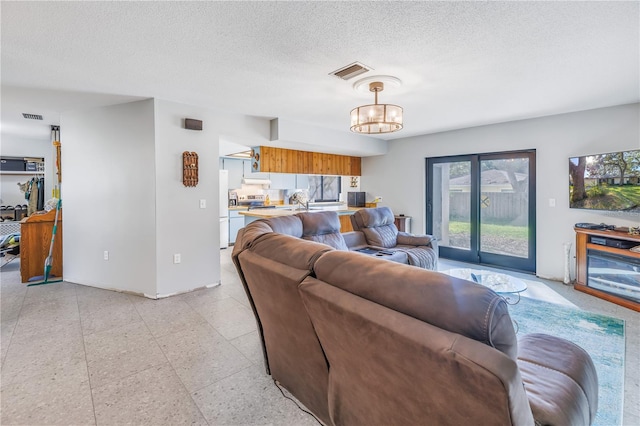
top-left (587, 249), bottom-right (640, 303)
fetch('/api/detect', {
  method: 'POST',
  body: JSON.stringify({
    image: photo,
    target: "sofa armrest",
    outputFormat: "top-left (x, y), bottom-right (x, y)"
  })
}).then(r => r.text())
top-left (397, 232), bottom-right (436, 248)
top-left (518, 333), bottom-right (598, 426)
top-left (342, 231), bottom-right (367, 250)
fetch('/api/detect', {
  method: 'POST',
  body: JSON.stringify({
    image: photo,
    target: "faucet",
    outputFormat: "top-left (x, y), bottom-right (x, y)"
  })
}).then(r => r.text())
top-left (305, 201), bottom-right (309, 211)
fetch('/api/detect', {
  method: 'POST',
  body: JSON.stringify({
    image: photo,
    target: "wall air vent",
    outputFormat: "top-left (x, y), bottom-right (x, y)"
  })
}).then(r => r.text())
top-left (22, 113), bottom-right (43, 120)
top-left (329, 62), bottom-right (372, 80)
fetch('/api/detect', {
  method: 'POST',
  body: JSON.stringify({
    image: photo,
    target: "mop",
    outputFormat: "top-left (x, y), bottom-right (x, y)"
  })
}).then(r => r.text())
top-left (27, 197), bottom-right (62, 286)
top-left (28, 128), bottom-right (63, 286)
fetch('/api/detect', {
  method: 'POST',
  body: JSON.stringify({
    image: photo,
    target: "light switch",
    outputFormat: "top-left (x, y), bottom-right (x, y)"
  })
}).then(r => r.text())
top-left (549, 198), bottom-right (556, 207)
top-left (199, 199), bottom-right (206, 209)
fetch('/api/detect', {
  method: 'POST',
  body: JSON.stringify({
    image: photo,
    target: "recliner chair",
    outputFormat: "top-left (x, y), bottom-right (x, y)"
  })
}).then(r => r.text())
top-left (350, 206), bottom-right (438, 269)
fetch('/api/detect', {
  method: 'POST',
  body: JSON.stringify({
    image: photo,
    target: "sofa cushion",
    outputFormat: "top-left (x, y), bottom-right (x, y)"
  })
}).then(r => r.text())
top-left (397, 232), bottom-right (433, 246)
top-left (342, 231), bottom-right (368, 250)
top-left (362, 226), bottom-right (399, 248)
top-left (264, 215), bottom-right (304, 238)
top-left (352, 206), bottom-right (396, 228)
top-left (313, 250), bottom-right (518, 359)
top-left (518, 333), bottom-right (598, 426)
top-left (297, 211), bottom-right (349, 251)
top-left (395, 246), bottom-right (438, 269)
top-left (299, 277), bottom-right (534, 426)
top-left (352, 207), bottom-right (399, 248)
top-left (235, 220), bottom-right (274, 251)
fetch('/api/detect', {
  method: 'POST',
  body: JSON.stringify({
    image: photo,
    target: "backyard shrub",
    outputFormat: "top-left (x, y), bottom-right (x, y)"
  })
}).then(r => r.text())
top-left (587, 185), bottom-right (609, 198)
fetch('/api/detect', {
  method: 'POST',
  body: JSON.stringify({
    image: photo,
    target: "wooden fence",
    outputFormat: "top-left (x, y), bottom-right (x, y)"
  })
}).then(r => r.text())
top-left (449, 192), bottom-right (528, 226)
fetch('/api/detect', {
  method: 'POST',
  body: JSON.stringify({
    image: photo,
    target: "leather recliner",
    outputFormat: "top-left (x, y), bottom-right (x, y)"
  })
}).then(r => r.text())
top-left (350, 206), bottom-right (438, 269)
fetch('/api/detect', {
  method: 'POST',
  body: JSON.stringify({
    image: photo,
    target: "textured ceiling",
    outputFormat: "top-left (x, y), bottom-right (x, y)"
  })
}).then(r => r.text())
top-left (2, 1), bottom-right (638, 151)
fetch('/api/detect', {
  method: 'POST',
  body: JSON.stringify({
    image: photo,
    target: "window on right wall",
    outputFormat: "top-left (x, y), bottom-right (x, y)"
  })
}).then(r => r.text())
top-left (309, 176), bottom-right (341, 202)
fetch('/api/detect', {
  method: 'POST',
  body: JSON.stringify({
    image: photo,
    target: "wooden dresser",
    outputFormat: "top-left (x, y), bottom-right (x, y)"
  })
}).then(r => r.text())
top-left (20, 209), bottom-right (63, 283)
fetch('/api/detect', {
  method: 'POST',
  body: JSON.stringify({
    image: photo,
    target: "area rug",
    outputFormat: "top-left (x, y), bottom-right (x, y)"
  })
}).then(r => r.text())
top-left (508, 296), bottom-right (625, 426)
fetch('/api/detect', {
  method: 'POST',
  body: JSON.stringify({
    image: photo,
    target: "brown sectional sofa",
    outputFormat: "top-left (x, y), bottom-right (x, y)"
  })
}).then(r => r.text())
top-left (232, 212), bottom-right (598, 426)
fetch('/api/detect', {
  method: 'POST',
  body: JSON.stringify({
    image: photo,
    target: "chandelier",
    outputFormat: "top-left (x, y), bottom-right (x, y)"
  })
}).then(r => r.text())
top-left (350, 81), bottom-right (403, 134)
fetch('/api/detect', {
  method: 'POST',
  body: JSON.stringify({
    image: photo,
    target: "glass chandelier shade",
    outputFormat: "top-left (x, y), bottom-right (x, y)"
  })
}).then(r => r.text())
top-left (350, 82), bottom-right (403, 134)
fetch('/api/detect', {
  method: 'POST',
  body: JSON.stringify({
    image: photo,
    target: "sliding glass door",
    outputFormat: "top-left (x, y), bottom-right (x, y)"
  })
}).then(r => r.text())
top-left (426, 150), bottom-right (536, 272)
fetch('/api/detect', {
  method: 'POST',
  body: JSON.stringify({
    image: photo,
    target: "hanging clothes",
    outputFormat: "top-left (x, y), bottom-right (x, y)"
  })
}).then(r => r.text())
top-left (25, 178), bottom-right (37, 216)
top-left (37, 178), bottom-right (44, 211)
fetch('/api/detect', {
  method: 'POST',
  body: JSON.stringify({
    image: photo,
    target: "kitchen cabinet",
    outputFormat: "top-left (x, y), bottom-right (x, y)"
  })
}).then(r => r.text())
top-left (224, 158), bottom-right (244, 189)
top-left (250, 146), bottom-right (361, 176)
top-left (243, 159), bottom-right (270, 180)
top-left (229, 210), bottom-right (244, 244)
top-left (295, 174), bottom-right (309, 189)
top-left (269, 173), bottom-right (296, 189)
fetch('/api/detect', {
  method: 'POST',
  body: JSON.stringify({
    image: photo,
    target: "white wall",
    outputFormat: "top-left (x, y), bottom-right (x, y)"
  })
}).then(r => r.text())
top-left (153, 99), bottom-right (221, 296)
top-left (0, 134), bottom-right (53, 206)
top-left (362, 103), bottom-right (640, 280)
top-left (61, 98), bottom-right (271, 297)
top-left (61, 100), bottom-right (158, 296)
top-left (271, 118), bottom-right (388, 157)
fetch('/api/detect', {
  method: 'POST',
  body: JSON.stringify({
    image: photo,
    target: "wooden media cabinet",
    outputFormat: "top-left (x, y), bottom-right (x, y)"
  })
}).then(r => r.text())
top-left (574, 227), bottom-right (640, 312)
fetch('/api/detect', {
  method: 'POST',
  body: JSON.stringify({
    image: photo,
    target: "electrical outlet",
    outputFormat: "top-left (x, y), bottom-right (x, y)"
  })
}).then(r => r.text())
top-left (199, 199), bottom-right (206, 209)
top-left (173, 253), bottom-right (181, 264)
top-left (103, 250), bottom-right (109, 261)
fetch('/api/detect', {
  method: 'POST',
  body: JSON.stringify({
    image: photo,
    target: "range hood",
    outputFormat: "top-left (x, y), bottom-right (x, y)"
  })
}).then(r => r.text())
top-left (242, 177), bottom-right (271, 186)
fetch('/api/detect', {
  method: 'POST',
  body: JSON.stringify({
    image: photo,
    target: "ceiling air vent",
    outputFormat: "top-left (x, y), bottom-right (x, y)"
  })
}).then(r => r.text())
top-left (22, 113), bottom-right (43, 120)
top-left (329, 62), bottom-right (371, 80)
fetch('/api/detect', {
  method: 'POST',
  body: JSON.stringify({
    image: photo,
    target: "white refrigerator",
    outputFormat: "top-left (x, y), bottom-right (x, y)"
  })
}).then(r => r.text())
top-left (219, 170), bottom-right (229, 248)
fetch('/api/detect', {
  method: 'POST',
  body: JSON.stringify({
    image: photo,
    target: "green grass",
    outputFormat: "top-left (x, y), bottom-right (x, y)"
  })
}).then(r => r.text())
top-left (607, 186), bottom-right (640, 206)
top-left (571, 185), bottom-right (640, 210)
top-left (448, 221), bottom-right (528, 239)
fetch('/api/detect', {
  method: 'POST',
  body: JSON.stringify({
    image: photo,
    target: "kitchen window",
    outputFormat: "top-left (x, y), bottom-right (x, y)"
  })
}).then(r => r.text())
top-left (309, 176), bottom-right (341, 202)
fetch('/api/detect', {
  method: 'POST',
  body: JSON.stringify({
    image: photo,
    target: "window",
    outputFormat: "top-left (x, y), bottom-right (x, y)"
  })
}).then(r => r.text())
top-left (309, 176), bottom-right (341, 201)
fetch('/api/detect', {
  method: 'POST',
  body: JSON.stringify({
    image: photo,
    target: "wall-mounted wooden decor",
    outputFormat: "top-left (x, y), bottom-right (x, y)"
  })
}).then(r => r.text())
top-left (182, 151), bottom-right (199, 187)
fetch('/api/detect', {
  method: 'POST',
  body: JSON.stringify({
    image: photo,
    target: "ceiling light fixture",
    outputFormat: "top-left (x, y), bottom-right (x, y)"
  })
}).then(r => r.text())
top-left (350, 81), bottom-right (403, 134)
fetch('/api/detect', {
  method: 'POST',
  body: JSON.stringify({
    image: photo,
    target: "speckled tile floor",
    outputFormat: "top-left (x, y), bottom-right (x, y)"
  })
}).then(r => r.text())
top-left (0, 251), bottom-right (318, 426)
top-left (0, 251), bottom-right (638, 425)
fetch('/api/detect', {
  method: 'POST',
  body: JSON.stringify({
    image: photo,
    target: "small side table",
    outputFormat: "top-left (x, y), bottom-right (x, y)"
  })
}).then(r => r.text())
top-left (394, 215), bottom-right (411, 233)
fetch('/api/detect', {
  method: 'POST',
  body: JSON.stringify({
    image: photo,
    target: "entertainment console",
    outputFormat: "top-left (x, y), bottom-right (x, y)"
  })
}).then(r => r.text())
top-left (574, 227), bottom-right (640, 312)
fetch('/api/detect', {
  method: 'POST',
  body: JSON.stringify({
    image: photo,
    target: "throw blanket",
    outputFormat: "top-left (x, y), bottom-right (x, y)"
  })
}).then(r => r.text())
top-left (396, 247), bottom-right (438, 270)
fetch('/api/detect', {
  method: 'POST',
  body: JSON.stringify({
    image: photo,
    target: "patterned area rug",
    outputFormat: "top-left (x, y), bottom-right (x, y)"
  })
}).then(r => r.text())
top-left (509, 296), bottom-right (625, 426)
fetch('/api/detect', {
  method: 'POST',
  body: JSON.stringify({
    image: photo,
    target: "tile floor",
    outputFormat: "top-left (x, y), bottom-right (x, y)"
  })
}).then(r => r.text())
top-left (0, 250), bottom-right (638, 425)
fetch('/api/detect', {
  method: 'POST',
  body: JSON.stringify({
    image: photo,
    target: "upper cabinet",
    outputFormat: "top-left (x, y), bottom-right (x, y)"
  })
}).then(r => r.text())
top-left (223, 158), bottom-right (245, 189)
top-left (295, 174), bottom-right (309, 189)
top-left (251, 146), bottom-right (361, 176)
top-left (243, 159), bottom-right (269, 180)
top-left (270, 173), bottom-right (296, 189)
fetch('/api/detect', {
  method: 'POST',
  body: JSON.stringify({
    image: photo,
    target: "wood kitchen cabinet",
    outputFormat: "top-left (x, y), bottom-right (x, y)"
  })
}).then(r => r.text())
top-left (20, 209), bottom-right (62, 283)
top-left (251, 146), bottom-right (361, 176)
top-left (339, 215), bottom-right (354, 232)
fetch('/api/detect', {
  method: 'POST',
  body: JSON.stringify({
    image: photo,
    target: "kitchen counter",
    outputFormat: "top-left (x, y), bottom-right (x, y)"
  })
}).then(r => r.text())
top-left (238, 207), bottom-right (367, 233)
top-left (238, 207), bottom-right (362, 219)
